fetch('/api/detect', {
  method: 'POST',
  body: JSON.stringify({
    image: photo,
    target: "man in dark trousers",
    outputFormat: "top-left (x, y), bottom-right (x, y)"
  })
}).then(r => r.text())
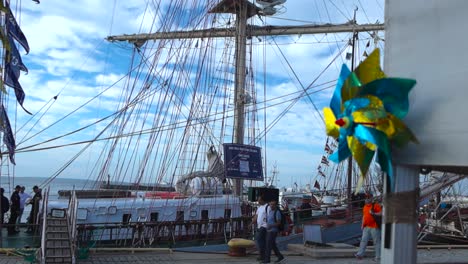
top-left (263, 200), bottom-right (285, 263)
top-left (27, 186), bottom-right (42, 233)
top-left (8, 185), bottom-right (21, 234)
top-left (252, 195), bottom-right (269, 262)
top-left (1, 188), bottom-right (9, 225)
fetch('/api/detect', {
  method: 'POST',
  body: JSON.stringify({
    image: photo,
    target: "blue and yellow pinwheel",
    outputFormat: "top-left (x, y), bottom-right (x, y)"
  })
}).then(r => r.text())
top-left (324, 48), bottom-right (418, 191)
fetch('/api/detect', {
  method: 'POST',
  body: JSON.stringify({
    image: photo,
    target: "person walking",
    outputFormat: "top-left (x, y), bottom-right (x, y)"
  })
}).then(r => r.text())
top-left (252, 195), bottom-right (269, 262)
top-left (17, 186), bottom-right (31, 227)
top-left (262, 200), bottom-right (284, 264)
top-left (0, 188), bottom-right (9, 225)
top-left (7, 185), bottom-right (21, 234)
top-left (355, 196), bottom-right (382, 261)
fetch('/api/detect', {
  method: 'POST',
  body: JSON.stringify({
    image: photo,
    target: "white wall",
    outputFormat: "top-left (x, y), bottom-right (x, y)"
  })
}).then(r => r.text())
top-left (385, 0), bottom-right (468, 171)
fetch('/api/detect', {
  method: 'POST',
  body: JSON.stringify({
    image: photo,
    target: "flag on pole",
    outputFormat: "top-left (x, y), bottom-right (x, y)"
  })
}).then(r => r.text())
top-left (0, 105), bottom-right (16, 165)
top-left (321, 156), bottom-right (329, 166)
top-left (6, 34), bottom-right (28, 73)
top-left (314, 180), bottom-right (320, 190)
top-left (4, 60), bottom-right (25, 104)
top-left (5, 3), bottom-right (30, 53)
top-left (324, 143), bottom-right (332, 154)
top-left (4, 61), bottom-right (31, 114)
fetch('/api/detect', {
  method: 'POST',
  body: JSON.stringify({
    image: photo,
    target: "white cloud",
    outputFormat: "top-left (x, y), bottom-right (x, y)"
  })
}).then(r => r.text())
top-left (7, 0), bottom-right (384, 191)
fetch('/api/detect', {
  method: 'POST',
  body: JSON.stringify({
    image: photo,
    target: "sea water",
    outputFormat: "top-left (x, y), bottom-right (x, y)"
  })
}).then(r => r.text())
top-left (0, 176), bottom-right (97, 223)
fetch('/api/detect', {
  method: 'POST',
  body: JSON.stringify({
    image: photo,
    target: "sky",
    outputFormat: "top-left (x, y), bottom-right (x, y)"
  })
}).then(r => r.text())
top-left (2, 0), bottom-right (385, 189)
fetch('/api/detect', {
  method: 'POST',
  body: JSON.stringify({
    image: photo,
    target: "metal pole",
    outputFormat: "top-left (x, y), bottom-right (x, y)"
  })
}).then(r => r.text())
top-left (381, 165), bottom-right (419, 263)
top-left (232, 0), bottom-right (248, 196)
top-left (347, 8), bottom-right (358, 218)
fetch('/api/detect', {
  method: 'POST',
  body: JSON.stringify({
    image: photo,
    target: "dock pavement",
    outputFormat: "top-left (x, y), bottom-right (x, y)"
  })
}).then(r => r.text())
top-left (1, 248), bottom-right (468, 264)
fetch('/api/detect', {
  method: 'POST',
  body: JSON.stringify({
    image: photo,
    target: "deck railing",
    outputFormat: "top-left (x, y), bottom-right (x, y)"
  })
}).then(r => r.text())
top-left (40, 187), bottom-right (49, 264)
top-left (67, 189), bottom-right (78, 263)
top-left (75, 216), bottom-right (253, 248)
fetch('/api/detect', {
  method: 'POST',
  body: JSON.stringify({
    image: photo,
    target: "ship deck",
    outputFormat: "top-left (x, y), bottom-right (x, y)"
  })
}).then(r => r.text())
top-left (0, 226), bottom-right (39, 249)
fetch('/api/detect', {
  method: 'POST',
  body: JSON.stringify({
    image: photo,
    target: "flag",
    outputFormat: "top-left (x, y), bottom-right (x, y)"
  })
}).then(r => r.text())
top-left (319, 171), bottom-right (326, 177)
top-left (314, 180), bottom-right (320, 190)
top-left (6, 34), bottom-right (28, 73)
top-left (324, 143), bottom-right (332, 154)
top-left (5, 4), bottom-right (30, 53)
top-left (321, 156), bottom-right (329, 166)
top-left (4, 60), bottom-right (25, 104)
top-left (4, 61), bottom-right (31, 114)
top-left (0, 105), bottom-right (16, 165)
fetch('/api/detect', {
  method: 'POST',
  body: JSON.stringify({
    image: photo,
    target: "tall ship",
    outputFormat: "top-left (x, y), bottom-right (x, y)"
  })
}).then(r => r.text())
top-left (5, 0), bottom-right (468, 263)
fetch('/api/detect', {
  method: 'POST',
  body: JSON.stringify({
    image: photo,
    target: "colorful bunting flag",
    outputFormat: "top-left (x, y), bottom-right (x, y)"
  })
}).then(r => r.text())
top-left (320, 156), bottom-right (329, 166)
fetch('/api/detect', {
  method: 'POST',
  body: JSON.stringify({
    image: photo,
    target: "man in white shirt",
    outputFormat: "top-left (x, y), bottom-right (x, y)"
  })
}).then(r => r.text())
top-left (252, 195), bottom-right (269, 262)
top-left (17, 186), bottom-right (31, 226)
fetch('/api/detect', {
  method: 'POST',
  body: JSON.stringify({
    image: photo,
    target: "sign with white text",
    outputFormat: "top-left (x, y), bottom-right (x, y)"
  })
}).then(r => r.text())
top-left (223, 143), bottom-right (263, 180)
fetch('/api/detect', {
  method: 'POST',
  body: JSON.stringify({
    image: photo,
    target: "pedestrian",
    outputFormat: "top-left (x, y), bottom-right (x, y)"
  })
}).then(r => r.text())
top-left (27, 185), bottom-right (42, 233)
top-left (252, 195), bottom-right (269, 262)
top-left (298, 197), bottom-right (312, 220)
top-left (8, 185), bottom-right (21, 234)
top-left (0, 188), bottom-right (9, 225)
top-left (355, 196), bottom-right (382, 261)
top-left (17, 186), bottom-right (31, 228)
top-left (263, 199), bottom-right (285, 263)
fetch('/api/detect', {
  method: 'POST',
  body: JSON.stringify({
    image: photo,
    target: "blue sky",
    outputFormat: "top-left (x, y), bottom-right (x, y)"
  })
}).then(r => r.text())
top-left (4, 0), bottom-right (385, 189)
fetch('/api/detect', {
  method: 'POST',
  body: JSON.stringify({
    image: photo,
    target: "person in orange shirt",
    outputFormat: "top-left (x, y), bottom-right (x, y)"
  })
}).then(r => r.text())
top-left (355, 196), bottom-right (381, 261)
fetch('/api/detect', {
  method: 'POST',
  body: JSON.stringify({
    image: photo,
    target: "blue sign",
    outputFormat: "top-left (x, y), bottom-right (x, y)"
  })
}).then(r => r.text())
top-left (223, 143), bottom-right (263, 180)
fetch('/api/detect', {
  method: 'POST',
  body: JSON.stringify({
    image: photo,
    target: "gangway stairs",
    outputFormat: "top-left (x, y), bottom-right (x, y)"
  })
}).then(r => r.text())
top-left (43, 216), bottom-right (72, 263)
top-left (39, 188), bottom-right (77, 264)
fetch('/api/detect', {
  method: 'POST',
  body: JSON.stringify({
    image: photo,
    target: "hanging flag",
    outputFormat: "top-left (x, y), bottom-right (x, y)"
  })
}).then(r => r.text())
top-left (5, 3), bottom-right (30, 53)
top-left (0, 105), bottom-right (16, 165)
top-left (6, 34), bottom-right (27, 73)
top-left (321, 156), bottom-right (329, 166)
top-left (4, 61), bottom-right (31, 114)
top-left (4, 60), bottom-right (24, 104)
top-left (314, 180), bottom-right (321, 190)
top-left (324, 143), bottom-right (332, 154)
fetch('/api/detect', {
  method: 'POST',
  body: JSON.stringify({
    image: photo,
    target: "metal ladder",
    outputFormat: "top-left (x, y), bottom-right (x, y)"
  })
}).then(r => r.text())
top-left (43, 215), bottom-right (72, 263)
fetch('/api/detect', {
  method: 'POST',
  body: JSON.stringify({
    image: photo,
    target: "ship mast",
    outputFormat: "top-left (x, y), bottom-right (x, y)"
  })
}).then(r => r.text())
top-left (106, 0), bottom-right (384, 197)
top-left (347, 7), bottom-right (358, 217)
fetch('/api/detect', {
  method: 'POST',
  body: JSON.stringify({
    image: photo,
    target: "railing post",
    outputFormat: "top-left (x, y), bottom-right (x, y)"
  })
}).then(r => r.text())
top-left (40, 188), bottom-right (49, 264)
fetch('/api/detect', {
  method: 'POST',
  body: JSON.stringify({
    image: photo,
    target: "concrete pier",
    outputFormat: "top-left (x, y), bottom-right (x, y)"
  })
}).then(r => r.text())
top-left (1, 247), bottom-right (468, 263)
